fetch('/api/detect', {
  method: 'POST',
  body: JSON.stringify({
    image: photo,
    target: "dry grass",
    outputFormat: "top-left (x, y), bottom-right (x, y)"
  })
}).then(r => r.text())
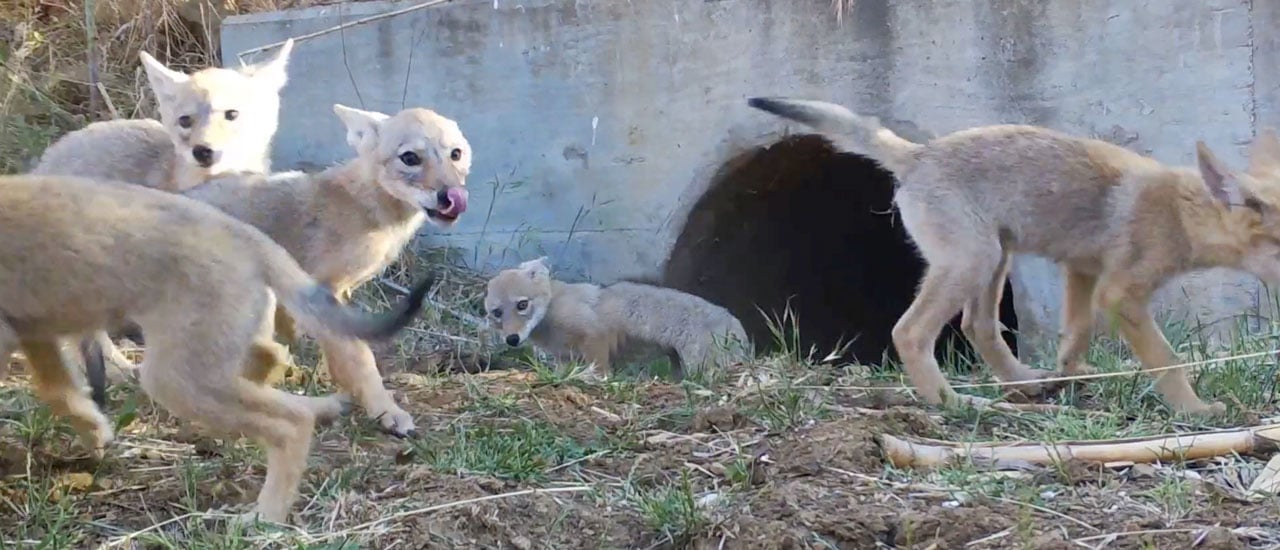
top-left (5, 0), bottom-right (1280, 546)
top-left (0, 0), bottom-right (346, 174)
top-left (6, 250), bottom-right (1280, 547)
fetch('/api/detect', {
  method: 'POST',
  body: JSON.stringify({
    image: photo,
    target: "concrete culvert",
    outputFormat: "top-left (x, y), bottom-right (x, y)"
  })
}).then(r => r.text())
top-left (662, 134), bottom-right (1019, 368)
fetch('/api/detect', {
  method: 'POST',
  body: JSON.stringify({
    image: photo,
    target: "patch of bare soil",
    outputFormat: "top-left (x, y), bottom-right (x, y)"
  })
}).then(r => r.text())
top-left (4, 358), bottom-right (1280, 549)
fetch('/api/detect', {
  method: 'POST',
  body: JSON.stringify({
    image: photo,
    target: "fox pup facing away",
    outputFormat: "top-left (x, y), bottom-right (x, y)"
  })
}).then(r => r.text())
top-left (484, 258), bottom-right (752, 379)
top-left (83, 103), bottom-right (471, 438)
top-left (29, 40), bottom-right (295, 378)
top-left (0, 174), bottom-right (433, 524)
top-left (748, 96), bottom-right (1280, 417)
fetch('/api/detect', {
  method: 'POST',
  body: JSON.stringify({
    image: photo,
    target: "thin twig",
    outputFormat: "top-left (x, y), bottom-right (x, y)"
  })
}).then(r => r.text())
top-left (379, 277), bottom-right (487, 329)
top-left (990, 496), bottom-right (1099, 532)
top-left (235, 0), bottom-right (457, 63)
top-left (98, 512), bottom-right (239, 548)
top-left (96, 82), bottom-right (119, 119)
top-left (802, 349), bottom-right (1275, 393)
top-left (83, 0), bottom-right (100, 118)
top-left (1072, 528), bottom-right (1198, 544)
top-left (304, 486), bottom-right (593, 543)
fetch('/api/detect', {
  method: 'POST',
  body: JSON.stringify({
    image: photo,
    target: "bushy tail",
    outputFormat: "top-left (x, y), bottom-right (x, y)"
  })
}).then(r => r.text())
top-left (81, 242), bottom-right (434, 408)
top-left (747, 97), bottom-right (923, 174)
top-left (80, 337), bottom-right (107, 409)
top-left (258, 244), bottom-right (434, 342)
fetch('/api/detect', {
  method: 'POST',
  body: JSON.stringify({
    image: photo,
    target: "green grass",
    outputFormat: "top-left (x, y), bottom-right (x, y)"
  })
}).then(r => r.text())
top-left (6, 270), bottom-right (1280, 547)
top-left (623, 471), bottom-right (710, 545)
top-left (409, 419), bottom-right (599, 482)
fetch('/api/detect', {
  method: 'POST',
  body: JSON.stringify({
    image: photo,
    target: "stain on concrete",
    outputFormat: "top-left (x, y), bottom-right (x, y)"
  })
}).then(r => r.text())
top-left (973, 0), bottom-right (1057, 125)
top-left (562, 145), bottom-right (589, 170)
top-left (222, 0), bottom-right (1269, 356)
top-left (853, 0), bottom-right (896, 113)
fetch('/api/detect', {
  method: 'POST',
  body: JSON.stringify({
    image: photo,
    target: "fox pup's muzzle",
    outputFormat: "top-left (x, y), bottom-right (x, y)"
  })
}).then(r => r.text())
top-left (192, 145), bottom-right (217, 168)
top-left (505, 334), bottom-right (521, 346)
top-left (428, 186), bottom-right (469, 222)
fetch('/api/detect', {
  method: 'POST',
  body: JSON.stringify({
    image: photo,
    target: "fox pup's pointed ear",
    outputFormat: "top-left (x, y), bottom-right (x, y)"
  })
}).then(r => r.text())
top-left (138, 51), bottom-right (188, 103)
top-left (248, 38), bottom-right (294, 92)
top-left (1249, 128), bottom-right (1280, 175)
top-left (333, 104), bottom-right (390, 156)
top-left (518, 256), bottom-right (550, 279)
top-left (1197, 140), bottom-right (1244, 208)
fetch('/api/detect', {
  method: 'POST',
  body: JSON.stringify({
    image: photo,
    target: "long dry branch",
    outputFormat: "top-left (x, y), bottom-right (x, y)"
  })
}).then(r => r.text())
top-left (880, 424), bottom-right (1280, 469)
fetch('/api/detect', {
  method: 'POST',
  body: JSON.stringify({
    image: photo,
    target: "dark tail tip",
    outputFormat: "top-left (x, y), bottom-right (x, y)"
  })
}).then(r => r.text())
top-left (746, 96), bottom-right (788, 115)
top-left (369, 273), bottom-right (437, 340)
top-left (80, 337), bottom-right (108, 410)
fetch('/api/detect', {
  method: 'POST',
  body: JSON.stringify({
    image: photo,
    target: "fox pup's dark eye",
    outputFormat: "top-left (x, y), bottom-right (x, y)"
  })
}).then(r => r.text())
top-left (450, 148), bottom-right (463, 162)
top-left (177, 115), bottom-right (193, 129)
top-left (516, 299), bottom-right (529, 312)
top-left (490, 308), bottom-right (502, 319)
top-left (1245, 197), bottom-right (1265, 213)
top-left (399, 151), bottom-right (422, 167)
top-left (225, 110), bottom-right (239, 121)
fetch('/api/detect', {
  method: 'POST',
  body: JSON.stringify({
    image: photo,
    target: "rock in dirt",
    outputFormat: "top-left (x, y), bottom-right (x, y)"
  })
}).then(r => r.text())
top-left (692, 405), bottom-right (746, 432)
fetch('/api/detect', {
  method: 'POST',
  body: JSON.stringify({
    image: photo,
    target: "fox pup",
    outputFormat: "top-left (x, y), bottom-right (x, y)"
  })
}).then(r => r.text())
top-left (0, 173), bottom-right (433, 524)
top-left (29, 40), bottom-right (295, 378)
top-left (84, 103), bottom-right (471, 438)
top-left (749, 96), bottom-right (1280, 416)
top-left (31, 40), bottom-right (293, 191)
top-left (484, 257), bottom-right (752, 378)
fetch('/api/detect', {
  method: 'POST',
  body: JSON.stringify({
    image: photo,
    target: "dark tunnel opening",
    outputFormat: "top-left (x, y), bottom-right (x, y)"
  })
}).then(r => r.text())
top-left (663, 134), bottom-right (1019, 368)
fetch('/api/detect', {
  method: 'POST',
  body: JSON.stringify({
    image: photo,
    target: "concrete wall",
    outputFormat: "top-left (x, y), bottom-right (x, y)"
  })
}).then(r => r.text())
top-left (222, 0), bottom-right (1275, 357)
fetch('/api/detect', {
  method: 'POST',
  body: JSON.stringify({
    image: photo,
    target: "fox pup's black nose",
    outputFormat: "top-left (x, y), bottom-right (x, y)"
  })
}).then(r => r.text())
top-left (192, 145), bottom-right (215, 167)
top-left (505, 334), bottom-right (521, 347)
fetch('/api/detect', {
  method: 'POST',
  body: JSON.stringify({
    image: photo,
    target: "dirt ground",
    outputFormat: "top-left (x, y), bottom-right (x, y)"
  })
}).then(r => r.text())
top-left (5, 329), bottom-right (1280, 550)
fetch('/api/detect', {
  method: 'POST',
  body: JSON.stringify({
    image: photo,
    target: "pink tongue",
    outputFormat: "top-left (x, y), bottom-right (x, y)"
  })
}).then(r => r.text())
top-left (442, 186), bottom-right (469, 216)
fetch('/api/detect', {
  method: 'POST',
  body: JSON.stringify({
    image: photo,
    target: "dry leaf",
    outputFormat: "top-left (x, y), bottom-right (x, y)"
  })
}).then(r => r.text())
top-left (49, 472), bottom-right (94, 502)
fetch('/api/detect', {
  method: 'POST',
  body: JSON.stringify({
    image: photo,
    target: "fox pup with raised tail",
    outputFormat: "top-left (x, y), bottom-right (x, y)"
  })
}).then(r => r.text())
top-left (750, 95), bottom-right (1280, 417)
top-left (0, 173), bottom-right (433, 524)
top-left (28, 40), bottom-right (295, 380)
top-left (82, 103), bottom-right (471, 438)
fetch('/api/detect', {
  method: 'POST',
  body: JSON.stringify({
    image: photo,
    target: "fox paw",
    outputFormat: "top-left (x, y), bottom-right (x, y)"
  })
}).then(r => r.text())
top-left (372, 406), bottom-right (417, 439)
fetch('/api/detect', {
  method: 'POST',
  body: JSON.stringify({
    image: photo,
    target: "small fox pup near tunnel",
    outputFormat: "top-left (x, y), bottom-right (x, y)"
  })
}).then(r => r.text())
top-left (27, 40), bottom-right (295, 382)
top-left (0, 173), bottom-right (433, 525)
top-left (81, 103), bottom-right (472, 438)
top-left (748, 95), bottom-right (1280, 417)
top-left (484, 257), bottom-right (753, 379)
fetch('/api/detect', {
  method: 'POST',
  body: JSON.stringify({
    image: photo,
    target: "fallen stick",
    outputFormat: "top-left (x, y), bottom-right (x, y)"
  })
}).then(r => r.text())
top-left (953, 393), bottom-right (1069, 413)
top-left (881, 424), bottom-right (1280, 469)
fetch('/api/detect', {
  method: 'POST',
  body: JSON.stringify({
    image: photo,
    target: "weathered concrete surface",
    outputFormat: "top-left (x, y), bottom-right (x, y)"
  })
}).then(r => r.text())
top-left (222, 0), bottom-right (1274, 356)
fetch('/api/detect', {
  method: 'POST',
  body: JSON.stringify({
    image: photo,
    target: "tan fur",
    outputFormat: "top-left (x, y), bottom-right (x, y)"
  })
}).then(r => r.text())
top-left (484, 258), bottom-right (752, 378)
top-left (749, 96), bottom-right (1280, 417)
top-left (94, 104), bottom-right (473, 436)
top-left (29, 42), bottom-right (294, 379)
top-left (0, 174), bottom-right (430, 523)
top-left (30, 40), bottom-right (293, 192)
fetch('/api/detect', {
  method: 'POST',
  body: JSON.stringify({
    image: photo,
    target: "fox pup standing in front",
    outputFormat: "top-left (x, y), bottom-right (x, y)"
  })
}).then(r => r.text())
top-left (0, 174), bottom-right (433, 524)
top-left (82, 104), bottom-right (472, 437)
top-left (28, 40), bottom-right (295, 381)
top-left (484, 258), bottom-right (752, 378)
